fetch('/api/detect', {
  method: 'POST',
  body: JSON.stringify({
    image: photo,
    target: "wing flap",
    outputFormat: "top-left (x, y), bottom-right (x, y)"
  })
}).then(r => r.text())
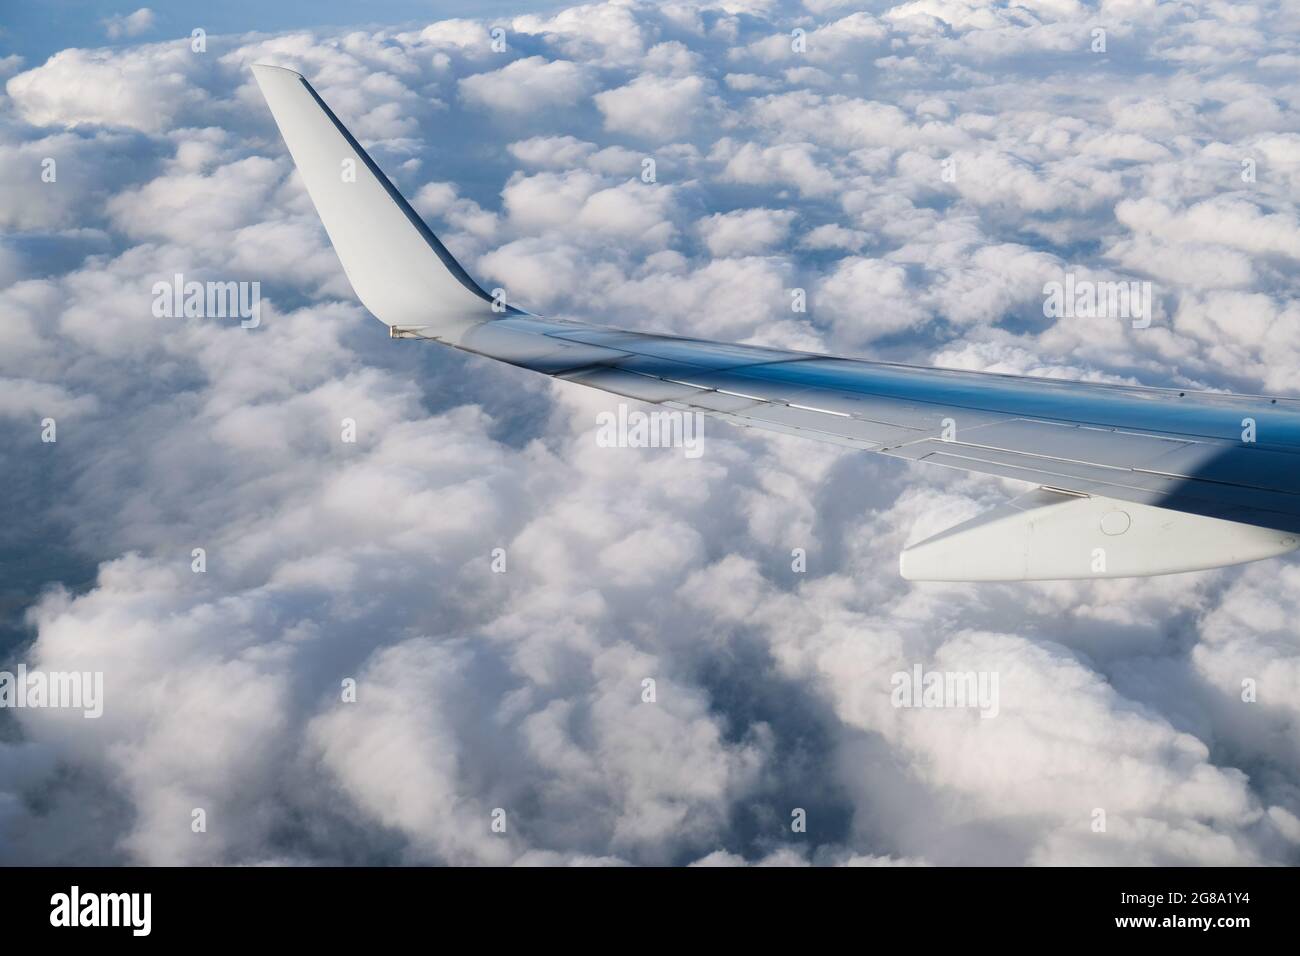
top-left (939, 419), bottom-right (1196, 469)
top-left (555, 367), bottom-right (702, 403)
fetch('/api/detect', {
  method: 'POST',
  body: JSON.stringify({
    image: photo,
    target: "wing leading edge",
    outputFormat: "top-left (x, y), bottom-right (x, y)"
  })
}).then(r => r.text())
top-left (252, 64), bottom-right (1300, 581)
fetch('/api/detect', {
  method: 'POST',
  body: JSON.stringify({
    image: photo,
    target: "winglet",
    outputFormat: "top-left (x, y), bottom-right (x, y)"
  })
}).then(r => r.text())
top-left (252, 63), bottom-right (504, 335)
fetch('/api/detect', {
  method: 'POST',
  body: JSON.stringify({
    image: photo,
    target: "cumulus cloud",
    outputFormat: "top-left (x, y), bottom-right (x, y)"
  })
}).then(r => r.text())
top-left (6, 45), bottom-right (204, 132)
top-left (594, 73), bottom-right (711, 140)
top-left (713, 139), bottom-right (838, 197)
top-left (458, 56), bottom-right (594, 114)
top-left (1, 0), bottom-right (1298, 868)
top-left (800, 223), bottom-right (868, 251)
top-left (698, 207), bottom-right (795, 256)
top-left (103, 8), bottom-right (156, 40)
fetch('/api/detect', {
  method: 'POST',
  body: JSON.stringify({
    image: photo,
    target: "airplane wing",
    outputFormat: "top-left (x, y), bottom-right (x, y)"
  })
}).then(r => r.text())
top-left (252, 64), bottom-right (1300, 581)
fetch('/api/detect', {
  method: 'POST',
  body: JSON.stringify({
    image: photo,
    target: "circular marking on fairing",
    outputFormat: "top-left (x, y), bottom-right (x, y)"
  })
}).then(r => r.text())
top-left (1100, 510), bottom-right (1131, 536)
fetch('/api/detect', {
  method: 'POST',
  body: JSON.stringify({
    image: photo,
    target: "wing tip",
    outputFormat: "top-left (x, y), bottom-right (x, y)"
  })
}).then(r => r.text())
top-left (251, 63), bottom-right (305, 81)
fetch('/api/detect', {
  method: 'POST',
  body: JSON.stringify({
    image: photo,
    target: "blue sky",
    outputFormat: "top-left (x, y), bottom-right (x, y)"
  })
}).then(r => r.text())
top-left (0, 1), bottom-right (568, 63)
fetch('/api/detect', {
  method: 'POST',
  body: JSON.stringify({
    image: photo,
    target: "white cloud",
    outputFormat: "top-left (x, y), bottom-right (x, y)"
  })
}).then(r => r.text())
top-left (2, 0), bottom-right (1299, 868)
top-left (739, 11), bottom-right (886, 65)
top-left (724, 72), bottom-right (780, 92)
top-left (715, 139), bottom-right (838, 197)
top-left (458, 56), bottom-right (593, 114)
top-left (1116, 196), bottom-right (1300, 262)
top-left (698, 207), bottom-right (795, 256)
top-left (6, 46), bottom-right (203, 132)
top-left (595, 73), bottom-right (709, 140)
top-left (815, 257), bottom-right (932, 342)
top-left (103, 8), bottom-right (156, 40)
top-left (513, 3), bottom-right (650, 67)
top-left (508, 134), bottom-right (598, 168)
top-left (800, 223), bottom-right (868, 251)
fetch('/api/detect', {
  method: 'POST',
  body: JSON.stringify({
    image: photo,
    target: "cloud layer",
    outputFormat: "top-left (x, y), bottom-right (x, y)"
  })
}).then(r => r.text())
top-left (1, 0), bottom-right (1298, 865)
